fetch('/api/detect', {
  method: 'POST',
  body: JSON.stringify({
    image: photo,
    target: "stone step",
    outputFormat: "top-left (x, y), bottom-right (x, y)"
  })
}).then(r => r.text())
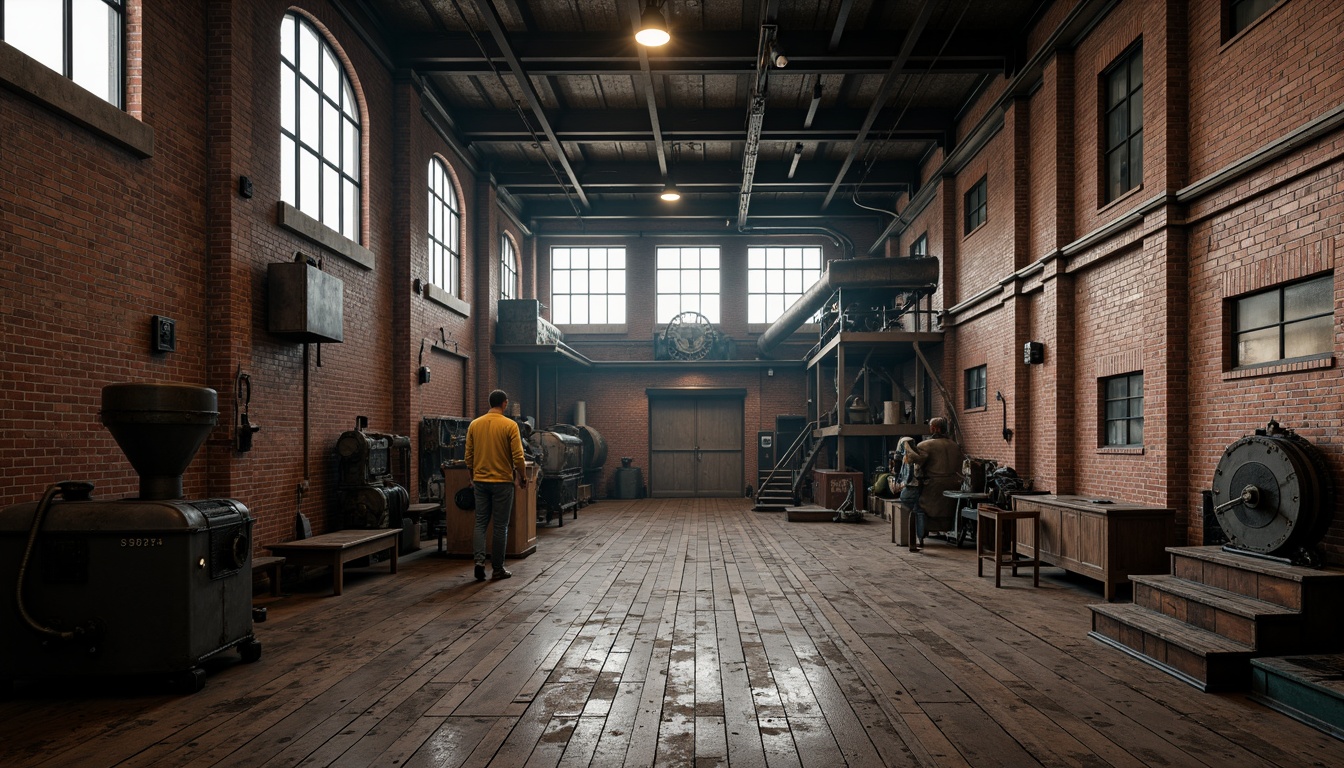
top-left (1249, 655), bottom-right (1344, 741)
top-left (1168, 546), bottom-right (1344, 613)
top-left (1131, 574), bottom-right (1302, 652)
top-left (1090, 602), bottom-right (1254, 692)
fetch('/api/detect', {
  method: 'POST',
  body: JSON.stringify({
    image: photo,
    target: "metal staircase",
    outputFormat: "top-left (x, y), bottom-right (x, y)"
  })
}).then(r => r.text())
top-left (753, 422), bottom-right (819, 511)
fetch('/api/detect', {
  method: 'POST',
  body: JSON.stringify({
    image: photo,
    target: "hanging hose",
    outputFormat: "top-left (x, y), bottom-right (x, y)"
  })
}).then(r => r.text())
top-left (15, 482), bottom-right (93, 642)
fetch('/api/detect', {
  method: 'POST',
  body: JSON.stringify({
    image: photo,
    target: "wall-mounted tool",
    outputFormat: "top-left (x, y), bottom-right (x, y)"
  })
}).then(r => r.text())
top-left (995, 390), bottom-right (1013, 442)
top-left (236, 371), bottom-right (261, 452)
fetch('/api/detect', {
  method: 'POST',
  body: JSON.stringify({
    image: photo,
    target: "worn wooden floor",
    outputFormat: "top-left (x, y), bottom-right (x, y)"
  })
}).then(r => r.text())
top-left (3, 497), bottom-right (1343, 767)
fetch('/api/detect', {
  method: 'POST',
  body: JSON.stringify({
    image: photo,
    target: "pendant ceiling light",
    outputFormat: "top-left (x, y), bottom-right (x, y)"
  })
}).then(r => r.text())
top-left (660, 183), bottom-right (681, 201)
top-left (635, 3), bottom-right (670, 47)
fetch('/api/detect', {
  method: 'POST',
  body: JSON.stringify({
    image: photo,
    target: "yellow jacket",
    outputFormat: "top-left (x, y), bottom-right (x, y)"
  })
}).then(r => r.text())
top-left (464, 411), bottom-right (525, 483)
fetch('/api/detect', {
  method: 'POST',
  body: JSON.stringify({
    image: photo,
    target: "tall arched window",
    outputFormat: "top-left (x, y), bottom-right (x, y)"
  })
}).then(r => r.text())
top-left (428, 158), bottom-right (461, 296)
top-left (280, 12), bottom-right (361, 242)
top-left (500, 234), bottom-right (518, 300)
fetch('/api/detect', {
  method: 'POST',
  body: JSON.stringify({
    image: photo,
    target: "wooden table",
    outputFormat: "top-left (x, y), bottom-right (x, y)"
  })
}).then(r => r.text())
top-left (976, 504), bottom-right (1040, 588)
top-left (265, 529), bottom-right (399, 596)
top-left (1011, 494), bottom-right (1175, 600)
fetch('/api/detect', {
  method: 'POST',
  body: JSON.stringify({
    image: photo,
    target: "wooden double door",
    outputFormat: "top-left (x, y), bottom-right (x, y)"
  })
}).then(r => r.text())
top-left (649, 395), bottom-right (743, 497)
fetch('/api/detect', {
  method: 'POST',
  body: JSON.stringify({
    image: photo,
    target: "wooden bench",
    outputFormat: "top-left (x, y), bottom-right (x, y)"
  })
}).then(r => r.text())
top-left (264, 529), bottom-right (399, 596)
top-left (252, 555), bottom-right (286, 596)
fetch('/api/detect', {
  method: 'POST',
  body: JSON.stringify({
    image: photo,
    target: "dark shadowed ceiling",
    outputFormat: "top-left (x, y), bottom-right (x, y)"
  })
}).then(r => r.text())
top-left (348, 0), bottom-right (1051, 226)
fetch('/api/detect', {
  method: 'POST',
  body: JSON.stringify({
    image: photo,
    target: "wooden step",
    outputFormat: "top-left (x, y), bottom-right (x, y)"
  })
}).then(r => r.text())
top-left (1090, 602), bottom-right (1254, 692)
top-left (1249, 655), bottom-right (1344, 741)
top-left (1131, 574), bottom-right (1301, 652)
top-left (1168, 546), bottom-right (1344, 613)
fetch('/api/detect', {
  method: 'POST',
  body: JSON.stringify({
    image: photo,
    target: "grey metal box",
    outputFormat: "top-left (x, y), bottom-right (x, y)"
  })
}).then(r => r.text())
top-left (268, 261), bottom-right (344, 343)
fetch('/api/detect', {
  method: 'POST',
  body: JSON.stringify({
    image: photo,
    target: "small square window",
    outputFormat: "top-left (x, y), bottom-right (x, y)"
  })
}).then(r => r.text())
top-left (1226, 0), bottom-right (1281, 39)
top-left (909, 233), bottom-right (928, 257)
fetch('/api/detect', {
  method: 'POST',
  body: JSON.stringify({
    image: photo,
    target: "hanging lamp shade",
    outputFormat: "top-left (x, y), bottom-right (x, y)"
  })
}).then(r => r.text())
top-left (659, 183), bottom-right (681, 201)
top-left (635, 5), bottom-right (670, 46)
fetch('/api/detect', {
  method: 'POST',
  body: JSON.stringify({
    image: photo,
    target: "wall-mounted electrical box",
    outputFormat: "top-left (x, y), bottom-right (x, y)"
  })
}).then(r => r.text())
top-left (1023, 341), bottom-right (1044, 365)
top-left (268, 260), bottom-right (344, 343)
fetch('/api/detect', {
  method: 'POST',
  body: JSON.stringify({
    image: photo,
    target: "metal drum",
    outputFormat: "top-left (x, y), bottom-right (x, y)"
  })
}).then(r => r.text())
top-left (533, 430), bottom-right (582, 474)
top-left (1211, 420), bottom-right (1332, 565)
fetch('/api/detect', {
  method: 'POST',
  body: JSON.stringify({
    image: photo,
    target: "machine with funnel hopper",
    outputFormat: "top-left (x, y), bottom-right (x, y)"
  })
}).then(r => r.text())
top-left (0, 383), bottom-right (260, 693)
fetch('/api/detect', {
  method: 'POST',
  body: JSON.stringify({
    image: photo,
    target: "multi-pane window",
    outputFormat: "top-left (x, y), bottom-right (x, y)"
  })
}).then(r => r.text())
top-left (910, 233), bottom-right (928, 257)
top-left (2, 0), bottom-right (124, 107)
top-left (280, 12), bottom-right (361, 242)
top-left (1233, 275), bottom-right (1333, 367)
top-left (427, 159), bottom-right (460, 296)
top-left (656, 246), bottom-right (721, 323)
top-left (1103, 44), bottom-right (1143, 203)
top-left (500, 235), bottom-right (518, 300)
top-left (747, 246), bottom-right (822, 324)
top-left (964, 177), bottom-right (987, 234)
top-left (965, 366), bottom-right (987, 409)
top-left (1103, 373), bottom-right (1144, 447)
top-left (551, 247), bottom-right (626, 324)
top-left (1228, 0), bottom-right (1280, 37)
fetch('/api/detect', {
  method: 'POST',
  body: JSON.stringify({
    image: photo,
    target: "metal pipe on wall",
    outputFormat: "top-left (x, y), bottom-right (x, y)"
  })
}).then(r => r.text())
top-left (756, 256), bottom-right (940, 356)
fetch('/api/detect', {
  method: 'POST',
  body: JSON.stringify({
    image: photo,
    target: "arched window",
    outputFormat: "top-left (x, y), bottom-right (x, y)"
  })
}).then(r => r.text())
top-left (2, 0), bottom-right (126, 107)
top-left (280, 12), bottom-right (360, 242)
top-left (500, 234), bottom-right (518, 300)
top-left (427, 158), bottom-right (461, 296)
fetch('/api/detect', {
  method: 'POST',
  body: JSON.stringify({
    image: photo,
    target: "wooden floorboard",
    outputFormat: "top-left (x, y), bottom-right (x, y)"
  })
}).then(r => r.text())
top-left (3, 497), bottom-right (1344, 767)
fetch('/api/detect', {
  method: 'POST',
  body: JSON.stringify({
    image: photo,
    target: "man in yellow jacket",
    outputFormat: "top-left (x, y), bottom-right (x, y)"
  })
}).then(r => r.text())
top-left (464, 389), bottom-right (528, 581)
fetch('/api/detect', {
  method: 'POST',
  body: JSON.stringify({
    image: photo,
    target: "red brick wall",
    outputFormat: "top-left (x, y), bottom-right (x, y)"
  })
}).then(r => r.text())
top-left (1186, 0), bottom-right (1344, 180)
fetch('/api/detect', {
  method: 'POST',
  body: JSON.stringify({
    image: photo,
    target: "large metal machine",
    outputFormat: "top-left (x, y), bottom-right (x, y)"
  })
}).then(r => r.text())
top-left (528, 426), bottom-right (583, 526)
top-left (0, 383), bottom-right (260, 693)
top-left (1210, 420), bottom-right (1334, 567)
top-left (335, 419), bottom-right (410, 532)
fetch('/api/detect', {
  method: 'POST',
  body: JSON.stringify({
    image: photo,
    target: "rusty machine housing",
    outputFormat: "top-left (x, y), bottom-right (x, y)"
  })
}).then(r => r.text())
top-left (1210, 420), bottom-right (1334, 567)
top-left (528, 426), bottom-right (584, 526)
top-left (0, 383), bottom-right (260, 693)
top-left (335, 421), bottom-right (410, 532)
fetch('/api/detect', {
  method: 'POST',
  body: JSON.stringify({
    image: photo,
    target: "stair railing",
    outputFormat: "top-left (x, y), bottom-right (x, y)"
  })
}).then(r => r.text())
top-left (755, 420), bottom-right (818, 505)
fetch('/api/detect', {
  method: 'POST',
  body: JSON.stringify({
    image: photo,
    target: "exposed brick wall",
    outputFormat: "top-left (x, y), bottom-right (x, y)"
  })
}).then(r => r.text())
top-left (1186, 0), bottom-right (1344, 180)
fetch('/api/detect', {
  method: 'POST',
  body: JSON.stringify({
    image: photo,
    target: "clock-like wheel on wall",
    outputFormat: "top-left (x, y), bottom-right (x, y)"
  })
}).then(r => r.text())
top-left (663, 311), bottom-right (719, 361)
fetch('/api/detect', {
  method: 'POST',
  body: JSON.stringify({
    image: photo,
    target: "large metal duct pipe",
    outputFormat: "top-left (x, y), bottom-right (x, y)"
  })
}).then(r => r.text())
top-left (756, 257), bottom-right (940, 356)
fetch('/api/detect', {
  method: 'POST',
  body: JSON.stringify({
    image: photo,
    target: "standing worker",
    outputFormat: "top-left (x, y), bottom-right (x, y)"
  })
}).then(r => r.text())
top-left (901, 416), bottom-right (965, 552)
top-left (464, 389), bottom-right (528, 581)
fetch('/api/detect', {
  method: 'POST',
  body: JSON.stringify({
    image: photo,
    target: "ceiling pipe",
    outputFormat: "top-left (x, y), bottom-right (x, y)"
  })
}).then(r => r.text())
top-left (756, 256), bottom-right (939, 356)
top-left (736, 23), bottom-right (778, 228)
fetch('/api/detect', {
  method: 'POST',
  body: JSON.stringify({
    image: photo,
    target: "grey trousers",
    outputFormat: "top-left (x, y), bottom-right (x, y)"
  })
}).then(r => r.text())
top-left (473, 481), bottom-right (515, 570)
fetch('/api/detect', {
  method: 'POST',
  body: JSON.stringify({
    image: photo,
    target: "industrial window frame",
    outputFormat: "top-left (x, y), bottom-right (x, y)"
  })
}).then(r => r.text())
top-left (280, 12), bottom-right (362, 243)
top-left (551, 246), bottom-right (627, 325)
top-left (964, 365), bottom-right (987, 410)
top-left (1101, 372), bottom-right (1144, 448)
top-left (1102, 43), bottom-right (1143, 204)
top-left (1230, 274), bottom-right (1333, 369)
top-left (1224, 0), bottom-right (1284, 41)
top-left (656, 246), bottom-right (721, 324)
top-left (1, 0), bottom-right (124, 107)
top-left (427, 158), bottom-right (461, 297)
top-left (746, 245), bottom-right (822, 324)
top-left (500, 233), bottom-right (518, 301)
top-left (909, 233), bottom-right (928, 257)
top-left (964, 177), bottom-right (987, 234)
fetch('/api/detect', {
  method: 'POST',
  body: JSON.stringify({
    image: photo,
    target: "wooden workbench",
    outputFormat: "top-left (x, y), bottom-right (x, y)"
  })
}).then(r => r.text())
top-left (265, 528), bottom-right (399, 596)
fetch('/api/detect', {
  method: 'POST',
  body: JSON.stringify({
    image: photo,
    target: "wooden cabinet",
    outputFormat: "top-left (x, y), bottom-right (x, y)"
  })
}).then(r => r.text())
top-left (440, 462), bottom-right (539, 559)
top-left (1012, 494), bottom-right (1175, 600)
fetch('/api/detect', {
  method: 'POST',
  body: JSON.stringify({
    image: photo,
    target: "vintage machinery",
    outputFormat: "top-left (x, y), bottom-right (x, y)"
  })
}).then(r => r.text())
top-left (335, 419), bottom-right (410, 531)
top-left (418, 415), bottom-right (471, 501)
top-left (0, 383), bottom-right (260, 693)
top-left (528, 427), bottom-right (583, 526)
top-left (1210, 419), bottom-right (1333, 567)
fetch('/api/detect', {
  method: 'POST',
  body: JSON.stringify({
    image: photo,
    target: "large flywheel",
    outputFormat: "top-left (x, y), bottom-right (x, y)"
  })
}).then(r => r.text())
top-left (1211, 420), bottom-right (1332, 566)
